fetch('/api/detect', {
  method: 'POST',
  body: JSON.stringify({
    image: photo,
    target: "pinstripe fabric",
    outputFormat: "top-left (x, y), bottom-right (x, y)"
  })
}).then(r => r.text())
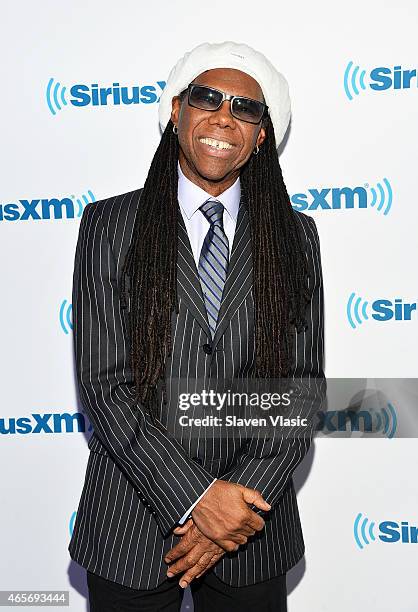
top-left (68, 187), bottom-right (325, 590)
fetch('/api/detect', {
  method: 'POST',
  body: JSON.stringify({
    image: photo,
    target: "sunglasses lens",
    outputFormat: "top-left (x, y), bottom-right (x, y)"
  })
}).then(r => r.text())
top-left (188, 84), bottom-right (266, 124)
top-left (232, 97), bottom-right (264, 123)
top-left (189, 85), bottom-right (222, 110)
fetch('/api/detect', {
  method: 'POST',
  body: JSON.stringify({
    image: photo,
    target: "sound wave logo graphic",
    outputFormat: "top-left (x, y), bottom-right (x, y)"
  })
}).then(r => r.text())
top-left (344, 61), bottom-right (368, 100)
top-left (365, 178), bottom-right (392, 215)
top-left (374, 402), bottom-right (397, 438)
top-left (60, 300), bottom-right (72, 334)
top-left (347, 292), bottom-right (369, 329)
top-left (46, 78), bottom-right (68, 115)
top-left (354, 513), bottom-right (376, 549)
top-left (74, 189), bottom-right (96, 217)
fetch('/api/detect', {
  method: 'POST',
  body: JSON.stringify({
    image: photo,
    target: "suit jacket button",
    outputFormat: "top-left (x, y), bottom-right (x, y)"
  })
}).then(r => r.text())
top-left (202, 343), bottom-right (212, 355)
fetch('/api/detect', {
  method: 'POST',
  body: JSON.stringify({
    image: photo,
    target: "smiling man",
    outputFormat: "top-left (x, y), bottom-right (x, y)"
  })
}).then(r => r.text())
top-left (172, 68), bottom-right (266, 192)
top-left (69, 41), bottom-right (324, 611)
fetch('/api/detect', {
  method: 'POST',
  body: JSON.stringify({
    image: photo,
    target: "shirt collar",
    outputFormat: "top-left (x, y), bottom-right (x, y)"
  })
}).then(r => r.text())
top-left (177, 161), bottom-right (241, 222)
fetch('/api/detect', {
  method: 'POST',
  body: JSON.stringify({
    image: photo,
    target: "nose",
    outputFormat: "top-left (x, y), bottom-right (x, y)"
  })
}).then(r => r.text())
top-left (207, 100), bottom-right (236, 129)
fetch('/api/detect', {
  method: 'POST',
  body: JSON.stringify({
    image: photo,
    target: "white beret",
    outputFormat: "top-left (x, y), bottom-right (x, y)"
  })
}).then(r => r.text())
top-left (158, 41), bottom-right (291, 149)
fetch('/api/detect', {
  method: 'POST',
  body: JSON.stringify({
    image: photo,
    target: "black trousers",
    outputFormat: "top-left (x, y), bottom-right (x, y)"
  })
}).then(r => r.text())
top-left (87, 569), bottom-right (287, 612)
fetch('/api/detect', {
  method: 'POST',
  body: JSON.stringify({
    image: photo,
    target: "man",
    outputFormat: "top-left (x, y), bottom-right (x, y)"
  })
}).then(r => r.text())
top-left (68, 41), bottom-right (325, 611)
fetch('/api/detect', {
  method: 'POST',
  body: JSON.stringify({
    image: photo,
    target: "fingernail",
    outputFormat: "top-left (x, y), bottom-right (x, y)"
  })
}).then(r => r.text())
top-left (167, 572), bottom-right (174, 577)
top-left (180, 581), bottom-right (187, 588)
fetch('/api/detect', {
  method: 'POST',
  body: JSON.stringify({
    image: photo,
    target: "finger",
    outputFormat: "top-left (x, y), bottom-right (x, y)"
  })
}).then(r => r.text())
top-left (167, 545), bottom-right (208, 577)
top-left (235, 533), bottom-right (248, 545)
top-left (246, 511), bottom-right (266, 532)
top-left (219, 538), bottom-right (242, 552)
top-left (180, 552), bottom-right (224, 587)
top-left (242, 487), bottom-right (271, 511)
top-left (235, 523), bottom-right (256, 537)
top-left (194, 554), bottom-right (223, 580)
top-left (216, 529), bottom-right (250, 546)
top-left (165, 532), bottom-right (196, 564)
top-left (223, 533), bottom-right (248, 547)
top-left (173, 518), bottom-right (193, 535)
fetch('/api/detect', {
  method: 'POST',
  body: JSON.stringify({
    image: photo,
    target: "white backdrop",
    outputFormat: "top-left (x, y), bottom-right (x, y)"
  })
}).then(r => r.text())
top-left (1, 1), bottom-right (417, 610)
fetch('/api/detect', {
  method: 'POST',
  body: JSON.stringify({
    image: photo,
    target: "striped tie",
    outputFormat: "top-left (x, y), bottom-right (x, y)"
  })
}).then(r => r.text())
top-left (198, 199), bottom-right (230, 337)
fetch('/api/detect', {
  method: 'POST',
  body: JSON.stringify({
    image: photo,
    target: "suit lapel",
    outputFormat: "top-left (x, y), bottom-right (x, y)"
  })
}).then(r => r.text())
top-left (176, 195), bottom-right (253, 349)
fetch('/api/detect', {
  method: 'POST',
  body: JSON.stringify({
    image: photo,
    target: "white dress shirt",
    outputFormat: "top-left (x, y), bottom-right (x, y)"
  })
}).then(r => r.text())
top-left (176, 161), bottom-right (241, 525)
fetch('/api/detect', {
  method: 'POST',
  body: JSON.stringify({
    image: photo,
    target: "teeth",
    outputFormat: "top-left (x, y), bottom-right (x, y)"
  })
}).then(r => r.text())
top-left (199, 137), bottom-right (233, 150)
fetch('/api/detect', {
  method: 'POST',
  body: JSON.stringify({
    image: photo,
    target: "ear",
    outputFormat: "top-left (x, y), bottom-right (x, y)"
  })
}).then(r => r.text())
top-left (256, 125), bottom-right (266, 148)
top-left (171, 95), bottom-right (181, 127)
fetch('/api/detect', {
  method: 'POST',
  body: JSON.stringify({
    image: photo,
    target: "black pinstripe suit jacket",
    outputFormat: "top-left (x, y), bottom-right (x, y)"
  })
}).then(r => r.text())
top-left (68, 187), bottom-right (325, 589)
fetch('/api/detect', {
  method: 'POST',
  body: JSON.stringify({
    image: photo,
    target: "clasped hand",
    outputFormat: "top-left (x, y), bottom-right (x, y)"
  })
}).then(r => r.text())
top-left (164, 480), bottom-right (271, 588)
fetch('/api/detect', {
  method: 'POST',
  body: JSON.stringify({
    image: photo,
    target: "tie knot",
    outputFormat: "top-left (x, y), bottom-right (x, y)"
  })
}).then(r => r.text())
top-left (199, 199), bottom-right (225, 227)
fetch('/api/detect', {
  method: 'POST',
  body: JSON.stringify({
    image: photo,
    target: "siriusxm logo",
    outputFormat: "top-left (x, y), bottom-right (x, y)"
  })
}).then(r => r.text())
top-left (347, 293), bottom-right (417, 329)
top-left (0, 190), bottom-right (95, 222)
top-left (0, 412), bottom-right (92, 434)
top-left (60, 300), bottom-right (73, 335)
top-left (317, 403), bottom-right (397, 438)
top-left (344, 61), bottom-right (418, 100)
top-left (354, 513), bottom-right (418, 549)
top-left (291, 178), bottom-right (392, 215)
top-left (46, 78), bottom-right (166, 115)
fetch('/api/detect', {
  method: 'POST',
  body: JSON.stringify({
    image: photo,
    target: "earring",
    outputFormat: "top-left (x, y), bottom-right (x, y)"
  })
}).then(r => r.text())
top-left (253, 145), bottom-right (259, 155)
top-left (173, 124), bottom-right (178, 135)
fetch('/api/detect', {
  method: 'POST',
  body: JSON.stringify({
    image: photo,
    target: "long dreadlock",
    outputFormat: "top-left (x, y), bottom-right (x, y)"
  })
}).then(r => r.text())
top-left (120, 115), bottom-right (312, 427)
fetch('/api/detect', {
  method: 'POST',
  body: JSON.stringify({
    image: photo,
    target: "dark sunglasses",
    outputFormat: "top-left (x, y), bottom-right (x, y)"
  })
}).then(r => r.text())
top-left (182, 83), bottom-right (269, 125)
